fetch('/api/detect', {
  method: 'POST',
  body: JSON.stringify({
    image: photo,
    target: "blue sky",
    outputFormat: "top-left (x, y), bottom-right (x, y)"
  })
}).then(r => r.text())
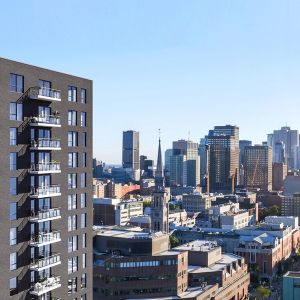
top-left (1, 0), bottom-right (300, 163)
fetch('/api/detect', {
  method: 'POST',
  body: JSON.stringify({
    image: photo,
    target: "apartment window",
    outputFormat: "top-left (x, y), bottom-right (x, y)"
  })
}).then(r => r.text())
top-left (68, 110), bottom-right (77, 126)
top-left (68, 215), bottom-right (77, 231)
top-left (38, 79), bottom-right (51, 89)
top-left (82, 233), bottom-right (87, 248)
top-left (10, 128), bottom-right (17, 146)
top-left (10, 228), bottom-right (17, 245)
top-left (9, 277), bottom-right (17, 291)
top-left (68, 131), bottom-right (78, 147)
top-left (68, 173), bottom-right (77, 189)
top-left (82, 132), bottom-right (87, 147)
top-left (68, 152), bottom-right (78, 168)
top-left (81, 273), bottom-right (86, 288)
top-left (68, 194), bottom-right (77, 210)
top-left (82, 152), bottom-right (87, 167)
top-left (68, 235), bottom-right (78, 253)
top-left (10, 73), bottom-right (23, 93)
top-left (80, 193), bottom-right (86, 208)
top-left (80, 112), bottom-right (86, 127)
top-left (81, 88), bottom-right (86, 103)
top-left (81, 213), bottom-right (86, 229)
top-left (10, 203), bottom-right (17, 220)
top-left (82, 253), bottom-right (86, 269)
top-left (68, 86), bottom-right (77, 102)
top-left (68, 277), bottom-right (77, 294)
top-left (80, 173), bottom-right (86, 188)
top-left (10, 103), bottom-right (23, 121)
top-left (68, 256), bottom-right (78, 274)
top-left (81, 295), bottom-right (87, 300)
top-left (10, 252), bottom-right (17, 270)
top-left (10, 153), bottom-right (17, 171)
top-left (10, 177), bottom-right (17, 195)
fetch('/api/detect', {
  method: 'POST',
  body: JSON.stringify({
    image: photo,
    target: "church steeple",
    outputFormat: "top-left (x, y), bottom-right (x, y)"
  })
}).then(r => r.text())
top-left (155, 136), bottom-right (165, 192)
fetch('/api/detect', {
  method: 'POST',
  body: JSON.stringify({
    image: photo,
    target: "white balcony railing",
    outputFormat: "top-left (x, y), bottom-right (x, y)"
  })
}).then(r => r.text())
top-left (30, 276), bottom-right (61, 296)
top-left (30, 185), bottom-right (61, 198)
top-left (30, 253), bottom-right (61, 271)
top-left (30, 138), bottom-right (61, 150)
top-left (30, 115), bottom-right (61, 127)
top-left (28, 86), bottom-right (61, 101)
top-left (30, 230), bottom-right (61, 246)
top-left (29, 162), bottom-right (61, 174)
top-left (29, 207), bottom-right (61, 222)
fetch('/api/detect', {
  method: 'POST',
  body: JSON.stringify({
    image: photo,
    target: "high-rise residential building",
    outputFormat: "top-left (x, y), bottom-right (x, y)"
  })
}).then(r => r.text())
top-left (268, 126), bottom-right (299, 169)
top-left (206, 125), bottom-right (240, 193)
top-left (122, 130), bottom-right (140, 171)
top-left (244, 145), bottom-right (273, 191)
top-left (169, 139), bottom-right (200, 187)
top-left (0, 58), bottom-right (93, 299)
top-left (151, 139), bottom-right (169, 233)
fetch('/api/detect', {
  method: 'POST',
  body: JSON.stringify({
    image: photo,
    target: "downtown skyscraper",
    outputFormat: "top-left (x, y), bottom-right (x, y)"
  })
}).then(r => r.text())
top-left (0, 58), bottom-right (93, 299)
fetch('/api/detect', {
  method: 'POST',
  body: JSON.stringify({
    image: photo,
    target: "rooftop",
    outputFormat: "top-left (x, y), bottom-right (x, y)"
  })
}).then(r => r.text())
top-left (174, 240), bottom-right (219, 252)
top-left (284, 271), bottom-right (300, 278)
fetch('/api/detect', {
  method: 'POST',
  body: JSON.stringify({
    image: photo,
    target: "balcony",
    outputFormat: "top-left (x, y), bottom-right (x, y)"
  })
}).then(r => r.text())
top-left (30, 138), bottom-right (61, 151)
top-left (30, 276), bottom-right (61, 296)
top-left (28, 86), bottom-right (61, 102)
top-left (29, 208), bottom-right (61, 223)
top-left (29, 162), bottom-right (61, 174)
top-left (30, 253), bottom-right (61, 271)
top-left (30, 185), bottom-right (61, 198)
top-left (30, 115), bottom-right (61, 128)
top-left (30, 230), bottom-right (61, 247)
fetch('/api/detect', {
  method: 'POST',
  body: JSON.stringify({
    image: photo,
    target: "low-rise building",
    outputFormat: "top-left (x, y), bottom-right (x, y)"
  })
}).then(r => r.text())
top-left (282, 193), bottom-right (300, 220)
top-left (182, 194), bottom-right (212, 214)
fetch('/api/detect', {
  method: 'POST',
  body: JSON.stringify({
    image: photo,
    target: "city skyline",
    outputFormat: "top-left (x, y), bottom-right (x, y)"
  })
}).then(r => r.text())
top-left (1, 1), bottom-right (300, 163)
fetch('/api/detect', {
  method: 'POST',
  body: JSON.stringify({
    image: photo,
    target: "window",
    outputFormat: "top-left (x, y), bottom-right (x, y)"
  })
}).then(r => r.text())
top-left (10, 153), bottom-right (17, 171)
top-left (10, 252), bottom-right (17, 270)
top-left (68, 173), bottom-right (77, 189)
top-left (68, 256), bottom-right (78, 274)
top-left (80, 173), bottom-right (86, 188)
top-left (81, 88), bottom-right (86, 103)
top-left (10, 277), bottom-right (17, 291)
top-left (82, 253), bottom-right (86, 269)
top-left (82, 152), bottom-right (86, 167)
top-left (68, 235), bottom-right (78, 253)
top-left (81, 273), bottom-right (86, 288)
top-left (38, 79), bottom-right (51, 89)
top-left (81, 213), bottom-right (86, 229)
top-left (10, 177), bottom-right (17, 195)
top-left (80, 193), bottom-right (86, 208)
top-left (10, 128), bottom-right (17, 146)
top-left (80, 112), bottom-right (86, 127)
top-left (82, 233), bottom-right (87, 248)
top-left (81, 295), bottom-right (87, 300)
top-left (68, 277), bottom-right (77, 294)
top-left (10, 228), bottom-right (17, 245)
top-left (10, 203), bottom-right (17, 220)
top-left (10, 74), bottom-right (23, 93)
top-left (68, 132), bottom-right (78, 147)
top-left (68, 152), bottom-right (78, 168)
top-left (68, 194), bottom-right (77, 210)
top-left (10, 103), bottom-right (23, 121)
top-left (68, 110), bottom-right (77, 126)
top-left (82, 132), bottom-right (87, 147)
top-left (68, 86), bottom-right (77, 102)
top-left (68, 215), bottom-right (77, 231)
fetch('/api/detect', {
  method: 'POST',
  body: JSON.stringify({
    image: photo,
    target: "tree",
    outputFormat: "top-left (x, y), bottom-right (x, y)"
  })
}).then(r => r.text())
top-left (256, 286), bottom-right (271, 299)
top-left (169, 235), bottom-right (180, 248)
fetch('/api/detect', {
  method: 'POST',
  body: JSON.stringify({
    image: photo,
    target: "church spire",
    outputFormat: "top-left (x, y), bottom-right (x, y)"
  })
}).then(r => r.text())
top-left (155, 132), bottom-right (165, 192)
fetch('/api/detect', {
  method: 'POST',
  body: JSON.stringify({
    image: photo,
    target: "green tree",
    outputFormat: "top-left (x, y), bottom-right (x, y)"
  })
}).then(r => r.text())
top-left (256, 286), bottom-right (271, 299)
top-left (169, 235), bottom-right (180, 248)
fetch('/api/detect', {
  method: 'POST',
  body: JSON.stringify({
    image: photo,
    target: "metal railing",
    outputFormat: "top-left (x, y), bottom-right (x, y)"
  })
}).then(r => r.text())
top-left (31, 138), bottom-right (61, 149)
top-left (30, 162), bottom-right (61, 172)
top-left (30, 115), bottom-right (61, 126)
top-left (30, 230), bottom-right (61, 245)
top-left (29, 86), bottom-right (61, 100)
top-left (30, 185), bottom-right (61, 197)
top-left (30, 253), bottom-right (61, 270)
top-left (30, 275), bottom-right (61, 294)
top-left (30, 207), bottom-right (61, 221)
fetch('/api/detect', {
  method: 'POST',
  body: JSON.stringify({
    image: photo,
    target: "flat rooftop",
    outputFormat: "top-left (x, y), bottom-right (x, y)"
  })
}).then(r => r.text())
top-left (174, 240), bottom-right (219, 252)
top-left (284, 271), bottom-right (300, 278)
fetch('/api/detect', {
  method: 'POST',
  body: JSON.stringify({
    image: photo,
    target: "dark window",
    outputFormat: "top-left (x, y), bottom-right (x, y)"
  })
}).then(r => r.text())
top-left (10, 74), bottom-right (24, 93)
top-left (38, 80), bottom-right (51, 89)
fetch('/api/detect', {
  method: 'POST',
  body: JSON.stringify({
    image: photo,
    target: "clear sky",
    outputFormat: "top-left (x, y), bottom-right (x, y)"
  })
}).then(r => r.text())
top-left (1, 0), bottom-right (300, 163)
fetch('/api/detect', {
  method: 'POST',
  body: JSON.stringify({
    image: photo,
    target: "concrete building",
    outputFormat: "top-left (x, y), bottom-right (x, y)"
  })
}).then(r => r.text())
top-left (220, 210), bottom-right (251, 230)
top-left (122, 130), bottom-right (140, 171)
top-left (198, 142), bottom-right (210, 192)
top-left (182, 194), bottom-right (212, 214)
top-left (272, 162), bottom-right (288, 191)
top-left (93, 198), bottom-right (143, 226)
top-left (274, 141), bottom-right (286, 164)
top-left (244, 145), bottom-right (272, 191)
top-left (283, 173), bottom-right (300, 195)
top-left (283, 271), bottom-right (300, 300)
top-left (239, 140), bottom-right (252, 166)
top-left (206, 125), bottom-right (239, 193)
top-left (0, 58), bottom-right (93, 299)
top-left (265, 216), bottom-right (299, 230)
top-left (282, 193), bottom-right (300, 220)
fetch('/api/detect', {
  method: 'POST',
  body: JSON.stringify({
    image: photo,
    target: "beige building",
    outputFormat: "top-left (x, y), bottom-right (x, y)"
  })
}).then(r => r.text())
top-left (182, 194), bottom-right (212, 214)
top-left (272, 162), bottom-right (288, 191)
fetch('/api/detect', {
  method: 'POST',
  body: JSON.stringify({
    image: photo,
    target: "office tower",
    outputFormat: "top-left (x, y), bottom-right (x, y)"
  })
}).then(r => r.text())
top-left (140, 155), bottom-right (154, 178)
top-left (169, 139), bottom-right (200, 187)
top-left (0, 58), bottom-right (92, 299)
top-left (206, 125), bottom-right (239, 193)
top-left (272, 162), bottom-right (288, 191)
top-left (239, 140), bottom-right (252, 166)
top-left (295, 146), bottom-right (300, 169)
top-left (268, 126), bottom-right (299, 169)
top-left (122, 130), bottom-right (140, 171)
top-left (164, 149), bottom-right (172, 187)
top-left (151, 139), bottom-right (169, 233)
top-left (274, 141), bottom-right (286, 163)
top-left (199, 139), bottom-right (210, 192)
top-left (244, 145), bottom-right (273, 191)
